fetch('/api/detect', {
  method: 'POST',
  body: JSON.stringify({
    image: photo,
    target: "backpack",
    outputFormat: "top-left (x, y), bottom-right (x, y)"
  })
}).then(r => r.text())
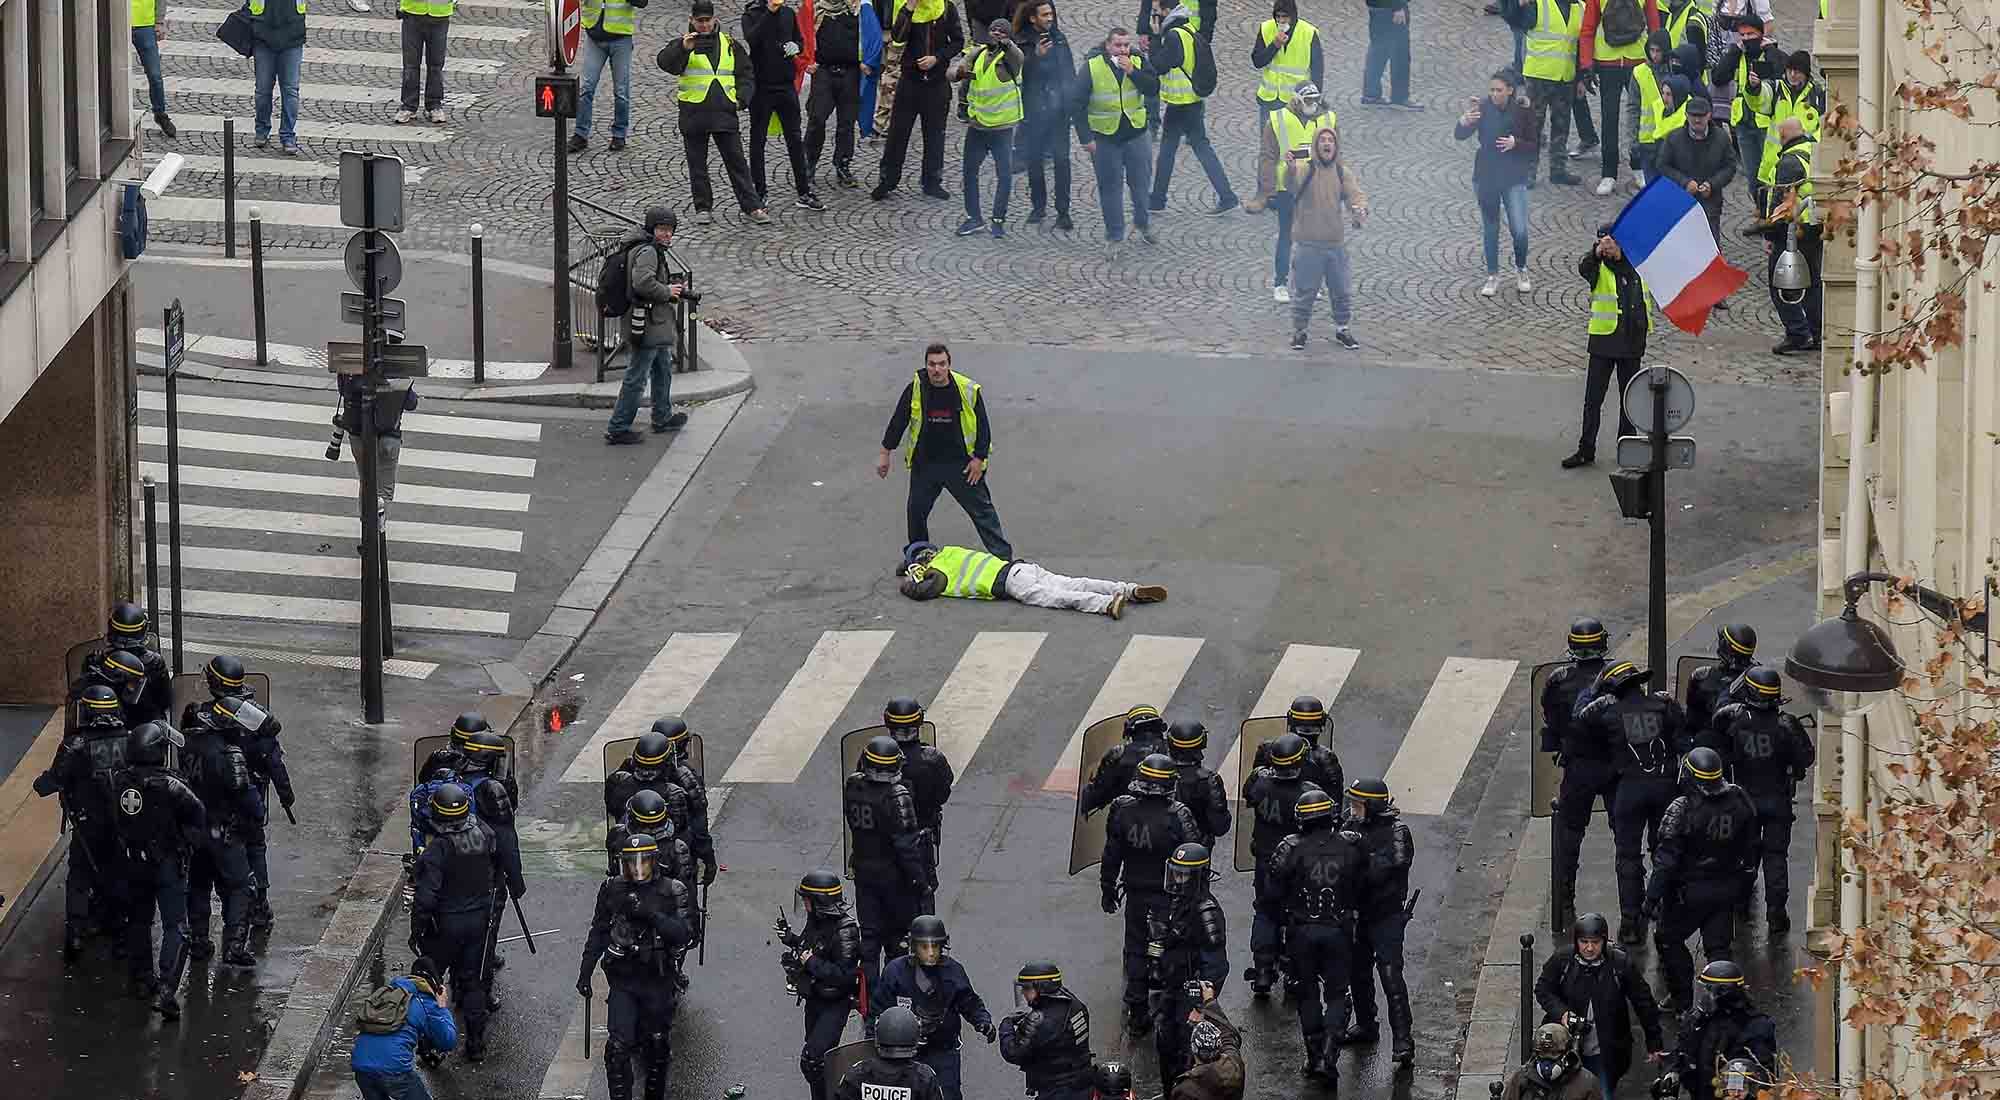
top-left (408, 773), bottom-right (482, 853)
top-left (1599, 0), bottom-right (1646, 47)
top-left (1181, 26), bottom-right (1218, 97)
top-left (595, 240), bottom-right (648, 318)
top-left (356, 982), bottom-right (413, 1035)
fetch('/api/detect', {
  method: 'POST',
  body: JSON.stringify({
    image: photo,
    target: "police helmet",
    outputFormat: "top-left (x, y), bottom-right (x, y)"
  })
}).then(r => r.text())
top-left (429, 782), bottom-right (473, 826)
top-left (1166, 718), bottom-right (1208, 760)
top-left (1681, 746), bottom-right (1727, 796)
top-left (861, 735), bottom-right (904, 782)
top-left (1266, 732), bottom-right (1308, 778)
top-left (1722, 1058), bottom-right (1757, 1097)
top-left (79, 684), bottom-right (127, 729)
top-left (1015, 960), bottom-right (1066, 1004)
top-left (620, 832), bottom-right (660, 883)
top-left (1122, 705), bottom-right (1166, 741)
top-left (875, 1005), bottom-right (923, 1060)
top-left (1130, 753), bottom-right (1177, 797)
top-left (625, 789), bottom-right (671, 829)
top-left (462, 729), bottom-right (507, 762)
top-left (1294, 787), bottom-right (1337, 828)
top-left (1533, 1022), bottom-right (1573, 1057)
top-left (909, 914), bottom-right (949, 966)
top-left (127, 721), bottom-right (180, 768)
top-left (1093, 1060), bottom-right (1134, 1097)
top-left (650, 716), bottom-right (693, 757)
top-left (1733, 665), bottom-right (1784, 710)
top-left (1163, 842), bottom-right (1212, 897)
top-left (1717, 623), bottom-right (1758, 663)
top-left (1571, 911), bottom-right (1611, 949)
top-left (1567, 617), bottom-right (1609, 659)
top-left (1598, 661), bottom-right (1650, 696)
top-left (796, 868), bottom-right (844, 916)
top-left (449, 712), bottom-right (491, 747)
top-left (633, 730), bottom-right (673, 769)
top-left (99, 650), bottom-right (148, 704)
top-left (1344, 777), bottom-right (1391, 822)
top-left (1696, 959), bottom-right (1749, 1007)
top-left (204, 654), bottom-right (248, 698)
top-left (108, 601), bottom-right (151, 640)
top-left (1286, 695), bottom-right (1329, 740)
top-left (885, 697), bottom-right (926, 742)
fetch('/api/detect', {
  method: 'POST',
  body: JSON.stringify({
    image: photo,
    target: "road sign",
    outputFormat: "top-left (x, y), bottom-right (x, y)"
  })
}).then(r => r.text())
top-left (340, 292), bottom-right (406, 328)
top-left (327, 341), bottom-right (429, 378)
top-left (343, 231), bottom-right (404, 296)
top-left (535, 74), bottom-right (579, 118)
top-left (1615, 434), bottom-right (1697, 471)
top-left (338, 152), bottom-right (405, 233)
top-left (547, 0), bottom-right (582, 67)
top-left (163, 299), bottom-right (186, 376)
top-left (1619, 366), bottom-right (1696, 435)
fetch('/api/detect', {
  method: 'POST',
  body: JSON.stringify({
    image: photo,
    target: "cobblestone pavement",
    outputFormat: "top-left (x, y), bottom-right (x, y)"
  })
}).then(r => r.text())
top-left (149, 0), bottom-right (1819, 382)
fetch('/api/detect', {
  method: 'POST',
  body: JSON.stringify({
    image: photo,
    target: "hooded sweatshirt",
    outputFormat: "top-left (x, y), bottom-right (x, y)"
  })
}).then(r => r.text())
top-left (743, 0), bottom-right (808, 91)
top-left (1248, 0), bottom-right (1324, 95)
top-left (1017, 2), bottom-right (1076, 121)
top-left (1289, 127), bottom-right (1367, 246)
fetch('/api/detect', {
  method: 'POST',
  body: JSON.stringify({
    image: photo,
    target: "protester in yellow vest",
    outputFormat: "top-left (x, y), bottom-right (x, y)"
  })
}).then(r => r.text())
top-left (660, 0), bottom-right (772, 224)
top-left (1144, 0), bottom-right (1237, 215)
top-left (1562, 226), bottom-right (1653, 468)
top-left (899, 542), bottom-right (1168, 619)
top-left (1068, 27), bottom-right (1160, 251)
top-left (1576, 0), bottom-right (1662, 194)
top-left (131, 0), bottom-right (177, 138)
top-left (1521, 0), bottom-right (1585, 185)
top-left (1754, 49), bottom-right (1821, 186)
top-left (1244, 82), bottom-right (1335, 301)
top-left (570, 0), bottom-right (641, 152)
top-left (954, 20), bottom-right (1025, 236)
top-left (1627, 31), bottom-right (1674, 186)
top-left (876, 344), bottom-right (1013, 559)
top-left (1751, 116), bottom-right (1820, 354)
top-left (1249, 0), bottom-right (1322, 115)
top-left (396, 0), bottom-right (456, 124)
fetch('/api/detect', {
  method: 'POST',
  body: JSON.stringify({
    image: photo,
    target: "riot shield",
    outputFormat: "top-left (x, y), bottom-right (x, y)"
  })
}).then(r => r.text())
top-left (169, 673), bottom-right (275, 727)
top-left (1066, 715), bottom-right (1129, 876)
top-left (839, 722), bottom-right (936, 877)
top-left (601, 734), bottom-right (709, 821)
top-left (64, 635), bottom-right (162, 685)
top-left (1529, 661), bottom-right (1564, 819)
top-left (411, 732), bottom-right (517, 784)
top-left (1674, 654), bottom-right (1708, 703)
top-left (823, 1039), bottom-right (877, 1097)
top-left (1232, 716), bottom-right (1290, 872)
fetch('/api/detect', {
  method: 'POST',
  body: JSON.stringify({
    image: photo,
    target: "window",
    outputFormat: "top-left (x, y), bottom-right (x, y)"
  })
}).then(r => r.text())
top-left (97, 0), bottom-right (113, 140)
top-left (25, 0), bottom-right (43, 219)
top-left (62, 0), bottom-right (80, 182)
top-left (0, 32), bottom-right (9, 257)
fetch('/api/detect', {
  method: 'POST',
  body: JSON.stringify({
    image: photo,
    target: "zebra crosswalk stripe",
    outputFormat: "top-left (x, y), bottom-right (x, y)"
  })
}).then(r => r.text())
top-left (145, 114), bottom-right (455, 144)
top-left (559, 633), bottom-right (741, 785)
top-left (136, 387), bottom-right (543, 442)
top-left (136, 425), bottom-right (536, 478)
top-left (1381, 657), bottom-right (1518, 815)
top-left (157, 40), bottom-right (507, 74)
top-left (137, 461), bottom-right (533, 513)
top-left (721, 631), bottom-right (896, 786)
top-left (145, 545), bottom-right (516, 593)
top-left (177, 504), bottom-right (523, 553)
top-left (148, 77), bottom-right (481, 108)
top-left (160, 589), bottom-right (510, 634)
top-left (1219, 644), bottom-right (1362, 789)
top-left (1041, 634), bottom-right (1205, 794)
top-left (928, 631), bottom-right (1046, 768)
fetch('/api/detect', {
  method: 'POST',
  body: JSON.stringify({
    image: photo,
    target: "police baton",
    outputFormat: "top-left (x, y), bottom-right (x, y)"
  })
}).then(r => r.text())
top-left (698, 883), bottom-right (709, 967)
top-left (282, 805), bottom-right (298, 826)
top-left (583, 987), bottom-right (592, 1059)
top-left (512, 896), bottom-right (537, 954)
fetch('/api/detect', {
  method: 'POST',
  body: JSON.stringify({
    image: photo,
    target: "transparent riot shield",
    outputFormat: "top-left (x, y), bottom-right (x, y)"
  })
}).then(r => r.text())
top-left (1232, 716), bottom-right (1290, 872)
top-left (411, 732), bottom-right (517, 784)
top-left (839, 722), bottom-right (936, 877)
top-left (1066, 715), bottom-right (1129, 876)
top-left (1674, 654), bottom-right (1708, 703)
top-left (601, 734), bottom-right (709, 821)
top-left (169, 673), bottom-right (274, 727)
top-left (64, 635), bottom-right (163, 685)
top-left (1529, 661), bottom-right (1564, 819)
top-left (824, 1039), bottom-right (877, 1097)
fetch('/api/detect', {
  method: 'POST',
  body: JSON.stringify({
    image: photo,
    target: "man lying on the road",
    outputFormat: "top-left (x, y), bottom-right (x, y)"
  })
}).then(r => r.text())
top-left (897, 541), bottom-right (1167, 619)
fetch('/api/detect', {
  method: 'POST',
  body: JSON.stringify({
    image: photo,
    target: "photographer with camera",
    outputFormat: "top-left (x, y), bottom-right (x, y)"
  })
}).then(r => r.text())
top-left (1503, 1023), bottom-right (1600, 1100)
top-left (1167, 984), bottom-right (1243, 1100)
top-left (1535, 912), bottom-right (1665, 1100)
top-left (867, 916), bottom-right (994, 1100)
top-left (1656, 962), bottom-right (1776, 1100)
top-left (780, 870), bottom-right (862, 1100)
top-left (604, 206), bottom-right (694, 445)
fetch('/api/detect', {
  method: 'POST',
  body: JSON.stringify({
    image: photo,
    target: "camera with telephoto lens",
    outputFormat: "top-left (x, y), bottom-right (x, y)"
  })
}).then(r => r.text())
top-left (1184, 980), bottom-right (1206, 1003)
top-left (1563, 1012), bottom-right (1593, 1040)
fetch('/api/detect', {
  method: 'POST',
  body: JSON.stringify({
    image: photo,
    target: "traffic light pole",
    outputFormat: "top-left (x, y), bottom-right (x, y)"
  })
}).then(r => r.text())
top-left (1647, 368), bottom-right (1669, 691)
top-left (358, 158), bottom-right (385, 724)
top-left (551, 56), bottom-right (574, 372)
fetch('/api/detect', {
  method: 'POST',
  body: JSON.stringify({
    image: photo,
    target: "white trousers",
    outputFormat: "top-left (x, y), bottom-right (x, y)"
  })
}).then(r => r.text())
top-left (1002, 562), bottom-right (1134, 614)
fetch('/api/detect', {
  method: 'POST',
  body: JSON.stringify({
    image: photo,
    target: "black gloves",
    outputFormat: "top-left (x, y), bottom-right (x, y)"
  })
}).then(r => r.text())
top-left (977, 1020), bottom-right (998, 1044)
top-left (576, 974), bottom-right (594, 997)
top-left (702, 856), bottom-right (719, 886)
top-left (1101, 883), bottom-right (1121, 914)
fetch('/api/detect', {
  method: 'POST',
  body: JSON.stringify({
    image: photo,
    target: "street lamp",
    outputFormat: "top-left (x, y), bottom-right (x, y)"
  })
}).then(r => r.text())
top-left (1786, 571), bottom-right (1990, 693)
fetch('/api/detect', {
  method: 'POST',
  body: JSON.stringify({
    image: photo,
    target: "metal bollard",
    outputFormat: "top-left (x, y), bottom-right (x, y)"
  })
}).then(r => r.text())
top-left (223, 119), bottom-right (237, 258)
top-left (142, 477), bottom-right (161, 628)
top-left (1519, 933), bottom-right (1535, 1066)
top-left (470, 223), bottom-right (486, 385)
top-left (250, 208), bottom-right (268, 365)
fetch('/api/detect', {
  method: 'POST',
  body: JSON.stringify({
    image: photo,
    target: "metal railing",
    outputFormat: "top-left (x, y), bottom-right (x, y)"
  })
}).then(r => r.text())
top-left (564, 195), bottom-right (702, 384)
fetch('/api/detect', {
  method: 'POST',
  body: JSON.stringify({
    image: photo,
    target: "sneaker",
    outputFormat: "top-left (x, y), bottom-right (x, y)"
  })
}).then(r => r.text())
top-left (1273, 284), bottom-right (1292, 303)
top-left (1631, 172), bottom-right (1646, 191)
top-left (1480, 275), bottom-right (1500, 297)
top-left (651, 411), bottom-right (689, 433)
top-left (796, 192), bottom-right (826, 210)
top-left (1594, 177), bottom-right (1616, 196)
top-left (154, 112), bottom-right (178, 139)
top-left (567, 134), bottom-right (589, 153)
top-left (870, 186), bottom-right (894, 201)
top-left (393, 108), bottom-right (416, 124)
top-left (281, 143), bottom-right (302, 157)
top-left (1334, 328), bottom-right (1360, 350)
top-left (1147, 196), bottom-right (1168, 212)
top-left (1290, 330), bottom-right (1308, 350)
top-left (1132, 584), bottom-right (1168, 603)
top-left (1359, 94), bottom-right (1388, 105)
top-left (957, 217), bottom-right (987, 236)
top-left (430, 109), bottom-right (448, 125)
top-left (1561, 451), bottom-right (1594, 469)
top-left (608, 135), bottom-right (627, 151)
top-left (836, 167), bottom-right (860, 189)
top-left (694, 208), bottom-right (714, 225)
top-left (1516, 269), bottom-right (1532, 293)
top-left (922, 185), bottom-right (952, 201)
top-left (1390, 99), bottom-right (1426, 111)
top-left (1054, 212), bottom-right (1074, 232)
top-left (252, 135), bottom-right (270, 149)
top-left (1207, 197), bottom-right (1240, 216)
top-left (749, 208), bottom-right (773, 225)
top-left (1139, 225), bottom-right (1157, 245)
top-left (990, 218), bottom-right (1006, 239)
top-left (1106, 592), bottom-right (1127, 620)
top-left (1026, 206), bottom-right (1047, 224)
top-left (1569, 140), bottom-right (1599, 159)
top-left (604, 429), bottom-right (646, 445)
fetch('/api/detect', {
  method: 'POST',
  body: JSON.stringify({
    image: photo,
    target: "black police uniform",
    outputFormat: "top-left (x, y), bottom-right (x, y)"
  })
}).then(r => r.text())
top-left (70, 658), bottom-right (165, 729)
top-left (1170, 756), bottom-right (1232, 851)
top-left (605, 818), bottom-right (700, 934)
top-left (845, 772), bottom-right (934, 997)
top-left (580, 872), bottom-right (695, 1100)
top-left (1671, 999), bottom-right (1777, 1100)
top-left (84, 637), bottom-right (174, 725)
top-left (1542, 655), bottom-right (1612, 919)
top-left (1263, 821), bottom-right (1365, 1077)
top-left (871, 953), bottom-right (994, 1100)
top-left (1241, 766), bottom-right (1318, 987)
top-left (1576, 685), bottom-right (1688, 927)
top-left (33, 711), bottom-right (131, 955)
top-left (1684, 656), bottom-right (1752, 739)
top-left (1101, 792), bottom-right (1198, 1017)
top-left (605, 756), bottom-right (695, 833)
top-left (191, 690), bottom-right (290, 928)
top-left (670, 748), bottom-right (720, 884)
top-left (1349, 803), bottom-right (1415, 1057)
top-left (463, 762), bottom-right (528, 991)
top-left (183, 713), bottom-right (265, 963)
top-left (1645, 783), bottom-right (1758, 1006)
top-left (1081, 731), bottom-right (1168, 817)
top-left (1255, 736), bottom-right (1344, 805)
top-left (899, 737), bottom-right (957, 850)
top-left (1146, 885), bottom-right (1229, 1084)
top-left (796, 898), bottom-right (863, 1100)
top-left (112, 752), bottom-right (206, 999)
top-left (1708, 701), bottom-right (1813, 925)
top-left (833, 1054), bottom-right (949, 1100)
top-left (998, 988), bottom-right (1094, 1100)
top-left (411, 808), bottom-right (503, 1052)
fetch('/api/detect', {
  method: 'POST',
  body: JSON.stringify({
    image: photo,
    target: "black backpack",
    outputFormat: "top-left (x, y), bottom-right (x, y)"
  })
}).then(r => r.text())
top-left (1181, 26), bottom-right (1218, 97)
top-left (1600, 0), bottom-right (1646, 47)
top-left (595, 240), bottom-right (648, 318)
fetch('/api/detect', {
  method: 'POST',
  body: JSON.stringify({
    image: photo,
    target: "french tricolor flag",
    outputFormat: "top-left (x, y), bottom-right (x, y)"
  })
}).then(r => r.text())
top-left (1609, 178), bottom-right (1749, 335)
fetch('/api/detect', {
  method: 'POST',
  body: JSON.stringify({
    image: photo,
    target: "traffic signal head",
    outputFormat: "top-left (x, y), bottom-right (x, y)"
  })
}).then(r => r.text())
top-left (535, 74), bottom-right (580, 118)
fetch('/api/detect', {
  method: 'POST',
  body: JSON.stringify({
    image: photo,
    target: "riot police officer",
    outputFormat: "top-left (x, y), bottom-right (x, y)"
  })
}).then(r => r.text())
top-left (1645, 747), bottom-right (1758, 1011)
top-left (1685, 624), bottom-right (1758, 739)
top-left (1102, 752), bottom-right (1200, 1033)
top-left (1542, 617), bottom-right (1614, 932)
top-left (111, 722), bottom-right (205, 1020)
top-left (85, 602), bottom-right (174, 721)
top-left (71, 648), bottom-right (160, 727)
top-left (194, 656), bottom-right (291, 930)
top-left (410, 782), bottom-right (502, 1060)
top-left (1263, 788), bottom-right (1365, 1085)
top-left (418, 712), bottom-right (495, 788)
top-left (886, 698), bottom-right (956, 861)
top-left (1257, 695), bottom-right (1344, 797)
top-left (1147, 842), bottom-right (1229, 1085)
top-left (461, 730), bottom-right (527, 994)
top-left (1708, 666), bottom-right (1814, 935)
top-left (654, 716), bottom-right (720, 888)
top-left (870, 916), bottom-right (996, 1100)
top-left (788, 870), bottom-right (862, 1100)
top-left (1660, 962), bottom-right (1777, 1100)
top-left (1241, 732), bottom-right (1321, 995)
top-left (998, 961), bottom-right (1095, 1100)
top-left (1165, 718), bottom-right (1231, 849)
top-left (32, 684), bottom-right (130, 962)
top-left (846, 735), bottom-right (935, 1000)
top-left (1081, 706), bottom-right (1170, 817)
top-left (1342, 777), bottom-right (1416, 1068)
top-left (1575, 661), bottom-right (1688, 944)
top-left (605, 730), bottom-right (694, 832)
top-left (834, 1005), bottom-right (949, 1100)
top-left (606, 791), bottom-right (699, 912)
top-left (578, 833), bottom-right (695, 1100)
top-left (184, 694), bottom-right (266, 966)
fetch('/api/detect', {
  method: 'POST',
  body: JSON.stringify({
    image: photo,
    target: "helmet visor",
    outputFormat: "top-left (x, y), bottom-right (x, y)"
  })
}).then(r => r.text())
top-left (1164, 863), bottom-right (1199, 896)
top-left (620, 849), bottom-right (657, 883)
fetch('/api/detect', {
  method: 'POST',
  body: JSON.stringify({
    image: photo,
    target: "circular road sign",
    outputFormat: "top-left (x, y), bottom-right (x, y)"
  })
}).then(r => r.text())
top-left (548, 0), bottom-right (582, 68)
top-left (1620, 365), bottom-right (1695, 435)
top-left (344, 231), bottom-right (404, 296)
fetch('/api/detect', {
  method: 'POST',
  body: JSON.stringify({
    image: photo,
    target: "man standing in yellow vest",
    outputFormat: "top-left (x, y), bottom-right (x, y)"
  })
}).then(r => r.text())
top-left (954, 20), bottom-right (1024, 237)
top-left (1561, 225), bottom-right (1652, 469)
top-left (1069, 27), bottom-right (1161, 252)
top-left (1753, 49), bottom-right (1820, 194)
top-left (899, 542), bottom-right (1168, 618)
top-left (1576, 0), bottom-right (1661, 194)
top-left (1249, 0), bottom-right (1322, 118)
top-left (1145, 0), bottom-right (1237, 215)
top-left (1522, 0), bottom-right (1585, 185)
top-left (395, 0), bottom-right (454, 125)
top-left (660, 0), bottom-right (772, 225)
top-left (570, 0), bottom-right (640, 153)
top-left (876, 344), bottom-right (1012, 559)
top-left (131, 0), bottom-right (177, 138)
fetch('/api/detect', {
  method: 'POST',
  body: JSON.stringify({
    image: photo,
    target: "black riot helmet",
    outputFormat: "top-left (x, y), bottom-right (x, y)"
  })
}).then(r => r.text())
top-left (1122, 705), bottom-right (1166, 741)
top-left (79, 684), bottom-right (128, 730)
top-left (1266, 732), bottom-right (1308, 779)
top-left (796, 868), bottom-right (845, 916)
top-left (650, 716), bottom-right (694, 759)
top-left (1567, 616), bottom-right (1609, 660)
top-left (633, 730), bottom-right (673, 770)
top-left (1286, 695), bottom-right (1329, 742)
top-left (884, 697), bottom-right (926, 743)
top-left (625, 789), bottom-right (671, 830)
top-left (127, 721), bottom-right (181, 769)
top-left (98, 649), bottom-right (148, 705)
top-left (875, 1005), bottom-right (923, 1060)
top-left (1681, 746), bottom-right (1728, 796)
top-left (1130, 753), bottom-right (1177, 797)
top-left (461, 729), bottom-right (507, 774)
top-left (861, 735), bottom-right (904, 782)
top-left (204, 654), bottom-right (249, 698)
top-left (1014, 960), bottom-right (1067, 1007)
top-left (1093, 1060), bottom-right (1134, 1099)
top-left (1344, 777), bottom-right (1392, 822)
top-left (1732, 665), bottom-right (1784, 710)
top-left (107, 601), bottom-right (151, 643)
top-left (1166, 718), bottom-right (1208, 762)
top-left (1163, 842), bottom-right (1212, 897)
top-left (1294, 787), bottom-right (1336, 829)
top-left (909, 915), bottom-right (949, 966)
top-left (449, 712), bottom-right (491, 748)
top-left (428, 782), bottom-right (473, 830)
top-left (1695, 959), bottom-right (1749, 1011)
top-left (1597, 661), bottom-right (1650, 697)
top-left (1716, 623), bottom-right (1758, 667)
top-left (620, 832), bottom-right (660, 883)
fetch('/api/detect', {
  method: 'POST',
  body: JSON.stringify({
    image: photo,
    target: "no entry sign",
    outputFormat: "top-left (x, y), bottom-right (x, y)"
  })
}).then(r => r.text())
top-left (547, 0), bottom-right (582, 68)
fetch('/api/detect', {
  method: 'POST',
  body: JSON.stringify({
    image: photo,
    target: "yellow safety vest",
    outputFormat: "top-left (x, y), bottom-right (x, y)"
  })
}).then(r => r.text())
top-left (1756, 80), bottom-right (1821, 183)
top-left (247, 0), bottom-right (309, 13)
top-left (1633, 63), bottom-right (1664, 142)
top-left (1728, 52), bottom-right (1774, 127)
top-left (1268, 107), bottom-right (1337, 191)
top-left (1666, 0), bottom-right (1708, 53)
top-left (679, 33), bottom-right (740, 105)
top-left (1768, 139), bottom-right (1815, 224)
top-left (400, 0), bottom-right (456, 14)
top-left (903, 370), bottom-right (985, 468)
top-left (1592, 2), bottom-right (1647, 63)
top-left (1158, 26), bottom-right (1202, 105)
top-left (1085, 54), bottom-right (1148, 135)
top-left (1651, 100), bottom-right (1685, 142)
top-left (1588, 263), bottom-right (1653, 335)
top-left (966, 49), bottom-right (1024, 126)
top-left (1522, 0), bottom-right (1581, 82)
top-left (1254, 19), bottom-right (1317, 103)
top-left (132, 0), bottom-right (157, 29)
top-left (582, 0), bottom-right (638, 37)
top-left (925, 546), bottom-right (1007, 599)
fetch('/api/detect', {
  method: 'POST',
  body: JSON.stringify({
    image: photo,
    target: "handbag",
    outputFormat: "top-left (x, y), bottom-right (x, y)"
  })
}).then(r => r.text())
top-left (216, 3), bottom-right (256, 58)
